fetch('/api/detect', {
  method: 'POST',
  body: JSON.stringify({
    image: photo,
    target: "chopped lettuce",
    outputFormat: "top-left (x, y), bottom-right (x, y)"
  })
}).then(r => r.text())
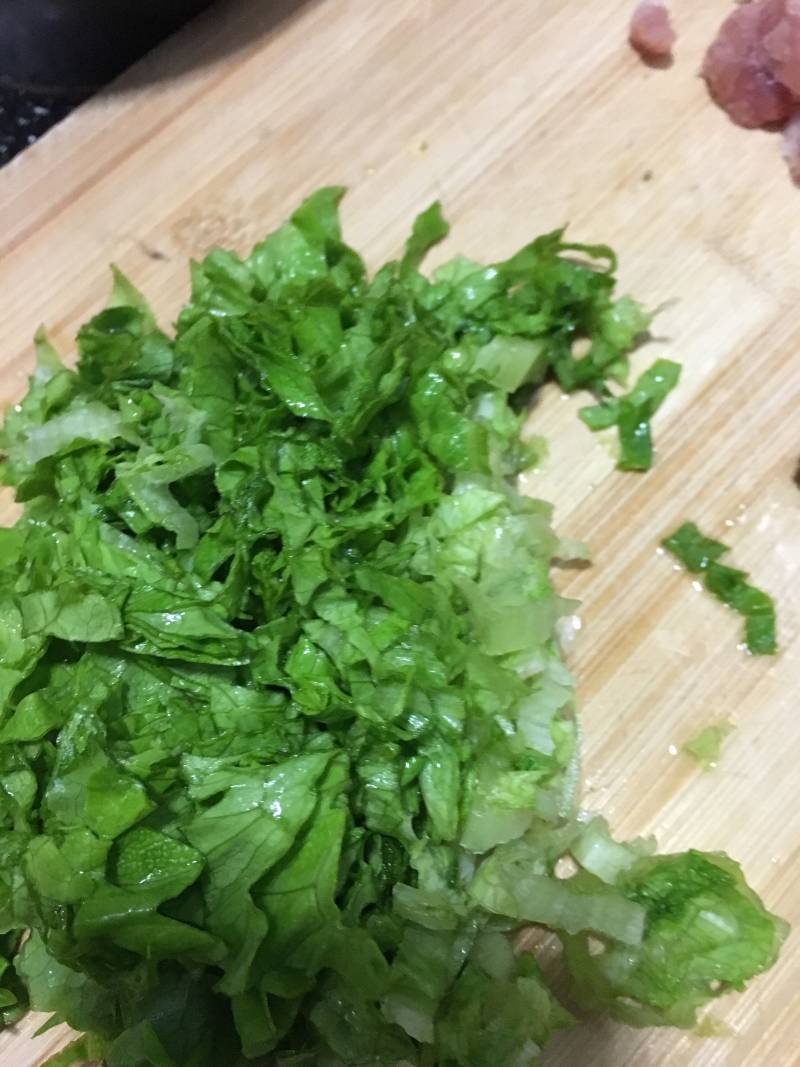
top-left (663, 522), bottom-right (778, 654)
top-left (579, 358), bottom-right (681, 470)
top-left (0, 190), bottom-right (784, 1066)
top-left (563, 849), bottom-right (787, 1029)
top-left (683, 720), bottom-right (735, 770)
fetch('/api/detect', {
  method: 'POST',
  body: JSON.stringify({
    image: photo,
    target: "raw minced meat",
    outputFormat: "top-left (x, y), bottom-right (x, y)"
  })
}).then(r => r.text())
top-left (629, 0), bottom-right (676, 59)
top-left (630, 0), bottom-right (800, 185)
top-left (702, 0), bottom-right (794, 129)
top-left (782, 110), bottom-right (800, 181)
top-left (764, 0), bottom-right (800, 97)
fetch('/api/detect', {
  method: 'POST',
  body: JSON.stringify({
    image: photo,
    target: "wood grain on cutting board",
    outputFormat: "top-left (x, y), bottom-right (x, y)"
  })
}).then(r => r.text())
top-left (0, 0), bottom-right (798, 1063)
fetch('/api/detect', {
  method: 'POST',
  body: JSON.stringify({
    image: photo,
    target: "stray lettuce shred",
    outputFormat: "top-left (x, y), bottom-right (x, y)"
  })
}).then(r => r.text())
top-left (683, 720), bottom-right (735, 771)
top-left (0, 189), bottom-right (785, 1067)
top-left (579, 358), bottom-right (681, 470)
top-left (663, 522), bottom-right (778, 654)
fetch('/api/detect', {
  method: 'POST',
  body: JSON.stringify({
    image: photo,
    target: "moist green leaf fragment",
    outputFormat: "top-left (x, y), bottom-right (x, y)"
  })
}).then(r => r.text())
top-left (682, 720), bottom-right (735, 770)
top-left (579, 358), bottom-right (681, 470)
top-left (663, 522), bottom-right (777, 654)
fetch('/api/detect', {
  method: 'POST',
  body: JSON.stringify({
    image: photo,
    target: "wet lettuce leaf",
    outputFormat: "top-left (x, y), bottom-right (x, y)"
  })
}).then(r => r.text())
top-left (663, 522), bottom-right (778, 654)
top-left (563, 849), bottom-right (787, 1029)
top-left (683, 720), bottom-right (735, 770)
top-left (0, 190), bottom-right (783, 1066)
top-left (579, 358), bottom-right (681, 470)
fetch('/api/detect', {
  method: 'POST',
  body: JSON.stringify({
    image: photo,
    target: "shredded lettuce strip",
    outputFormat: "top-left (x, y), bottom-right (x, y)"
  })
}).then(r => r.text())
top-left (0, 189), bottom-right (785, 1066)
top-left (579, 358), bottom-right (681, 470)
top-left (663, 522), bottom-right (778, 654)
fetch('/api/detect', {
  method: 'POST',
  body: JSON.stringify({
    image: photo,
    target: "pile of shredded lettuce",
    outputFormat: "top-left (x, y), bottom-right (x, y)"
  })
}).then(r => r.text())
top-left (0, 189), bottom-right (785, 1067)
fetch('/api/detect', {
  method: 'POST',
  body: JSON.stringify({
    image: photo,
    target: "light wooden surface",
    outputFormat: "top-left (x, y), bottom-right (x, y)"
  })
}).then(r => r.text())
top-left (1, 1), bottom-right (799, 1063)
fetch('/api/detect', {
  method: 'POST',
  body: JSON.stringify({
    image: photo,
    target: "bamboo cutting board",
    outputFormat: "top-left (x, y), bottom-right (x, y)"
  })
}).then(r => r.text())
top-left (0, 1), bottom-right (799, 1063)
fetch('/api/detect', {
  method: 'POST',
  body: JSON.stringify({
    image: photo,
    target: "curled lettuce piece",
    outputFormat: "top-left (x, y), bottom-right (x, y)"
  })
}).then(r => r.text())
top-left (663, 522), bottom-right (777, 654)
top-left (563, 849), bottom-right (787, 1028)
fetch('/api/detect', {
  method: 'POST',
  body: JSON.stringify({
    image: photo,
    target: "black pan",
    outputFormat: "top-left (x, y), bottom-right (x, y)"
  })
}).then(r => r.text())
top-left (0, 0), bottom-right (214, 92)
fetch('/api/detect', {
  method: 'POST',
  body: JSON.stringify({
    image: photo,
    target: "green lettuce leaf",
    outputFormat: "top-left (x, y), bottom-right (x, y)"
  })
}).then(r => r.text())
top-left (579, 358), bottom-right (681, 470)
top-left (663, 522), bottom-right (777, 654)
top-left (683, 720), bottom-right (735, 770)
top-left (563, 850), bottom-right (787, 1028)
top-left (0, 189), bottom-right (782, 1067)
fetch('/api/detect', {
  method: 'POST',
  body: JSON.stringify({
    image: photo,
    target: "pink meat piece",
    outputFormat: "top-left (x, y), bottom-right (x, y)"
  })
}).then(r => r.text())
top-left (782, 111), bottom-right (800, 182)
top-left (764, 0), bottom-right (800, 96)
top-left (629, 0), bottom-right (676, 59)
top-left (702, 0), bottom-right (794, 128)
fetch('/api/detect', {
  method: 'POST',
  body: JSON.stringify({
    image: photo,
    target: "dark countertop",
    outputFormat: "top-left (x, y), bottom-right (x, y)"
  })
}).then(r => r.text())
top-left (0, 86), bottom-right (81, 168)
top-left (0, 2), bottom-right (207, 169)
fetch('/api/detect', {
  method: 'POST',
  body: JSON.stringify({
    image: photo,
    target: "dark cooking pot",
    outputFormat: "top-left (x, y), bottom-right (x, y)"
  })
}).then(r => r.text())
top-left (0, 0), bottom-right (214, 92)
